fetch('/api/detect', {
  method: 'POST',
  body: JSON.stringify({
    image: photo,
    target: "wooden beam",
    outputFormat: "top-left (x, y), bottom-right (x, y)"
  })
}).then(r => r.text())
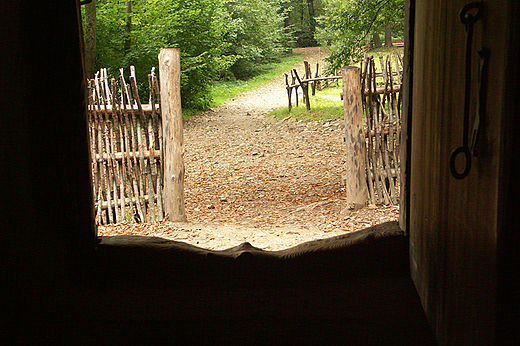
top-left (342, 66), bottom-right (368, 210)
top-left (364, 84), bottom-right (401, 95)
top-left (88, 104), bottom-right (160, 115)
top-left (159, 48), bottom-right (187, 222)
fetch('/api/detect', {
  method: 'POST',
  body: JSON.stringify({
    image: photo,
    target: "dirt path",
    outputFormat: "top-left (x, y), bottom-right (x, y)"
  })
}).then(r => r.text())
top-left (99, 47), bottom-right (399, 251)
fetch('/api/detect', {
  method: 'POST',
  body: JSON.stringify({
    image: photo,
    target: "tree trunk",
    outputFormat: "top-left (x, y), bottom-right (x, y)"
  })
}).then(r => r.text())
top-left (372, 32), bottom-right (382, 48)
top-left (307, 0), bottom-right (316, 30)
top-left (385, 25), bottom-right (393, 47)
top-left (84, 0), bottom-right (96, 78)
top-left (124, 0), bottom-right (132, 56)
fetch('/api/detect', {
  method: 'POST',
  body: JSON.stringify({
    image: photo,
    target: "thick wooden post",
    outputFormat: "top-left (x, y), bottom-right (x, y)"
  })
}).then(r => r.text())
top-left (159, 48), bottom-right (187, 222)
top-left (342, 66), bottom-right (368, 209)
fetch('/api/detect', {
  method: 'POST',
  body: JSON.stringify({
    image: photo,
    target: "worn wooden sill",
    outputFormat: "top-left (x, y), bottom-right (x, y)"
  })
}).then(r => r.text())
top-left (90, 221), bottom-right (408, 288)
top-left (66, 221), bottom-right (435, 344)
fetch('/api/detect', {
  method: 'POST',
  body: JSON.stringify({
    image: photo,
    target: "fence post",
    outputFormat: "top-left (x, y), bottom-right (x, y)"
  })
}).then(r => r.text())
top-left (159, 48), bottom-right (187, 222)
top-left (342, 66), bottom-right (368, 209)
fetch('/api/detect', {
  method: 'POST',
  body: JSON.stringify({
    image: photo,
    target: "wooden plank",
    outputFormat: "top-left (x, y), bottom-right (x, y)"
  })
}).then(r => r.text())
top-left (112, 77), bottom-right (126, 222)
top-left (368, 59), bottom-right (383, 204)
top-left (99, 194), bottom-right (159, 210)
top-left (292, 70), bottom-right (299, 107)
top-left (289, 75), bottom-right (342, 88)
top-left (130, 67), bottom-right (149, 223)
top-left (361, 57), bottom-right (375, 205)
top-left (96, 74), bottom-right (115, 223)
top-left (131, 66), bottom-right (156, 222)
top-left (312, 63), bottom-right (319, 95)
top-left (147, 70), bottom-right (158, 222)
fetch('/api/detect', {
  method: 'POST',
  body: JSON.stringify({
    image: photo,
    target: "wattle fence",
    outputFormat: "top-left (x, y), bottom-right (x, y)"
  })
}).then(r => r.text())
top-left (360, 52), bottom-right (403, 205)
top-left (290, 52), bottom-right (403, 206)
top-left (88, 50), bottom-right (403, 226)
top-left (88, 67), bottom-right (164, 225)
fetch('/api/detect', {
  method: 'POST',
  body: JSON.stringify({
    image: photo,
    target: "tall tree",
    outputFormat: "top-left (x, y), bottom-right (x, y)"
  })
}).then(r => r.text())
top-left (384, 24), bottom-right (393, 47)
top-left (93, 0), bottom-right (292, 108)
top-left (307, 0), bottom-right (316, 32)
top-left (84, 0), bottom-right (97, 78)
top-left (224, 0), bottom-right (288, 79)
top-left (124, 0), bottom-right (132, 55)
top-left (316, 0), bottom-right (404, 72)
top-left (285, 0), bottom-right (324, 47)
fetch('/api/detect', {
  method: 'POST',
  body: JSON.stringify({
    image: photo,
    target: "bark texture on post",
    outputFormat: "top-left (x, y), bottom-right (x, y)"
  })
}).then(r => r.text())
top-left (343, 66), bottom-right (368, 210)
top-left (159, 48), bottom-right (187, 222)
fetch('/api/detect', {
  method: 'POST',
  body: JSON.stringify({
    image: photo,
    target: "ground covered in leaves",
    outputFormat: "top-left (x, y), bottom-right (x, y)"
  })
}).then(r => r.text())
top-left (98, 48), bottom-right (399, 251)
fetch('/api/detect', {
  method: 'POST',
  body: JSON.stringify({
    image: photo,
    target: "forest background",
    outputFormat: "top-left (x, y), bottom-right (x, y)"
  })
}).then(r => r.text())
top-left (83, 0), bottom-right (404, 110)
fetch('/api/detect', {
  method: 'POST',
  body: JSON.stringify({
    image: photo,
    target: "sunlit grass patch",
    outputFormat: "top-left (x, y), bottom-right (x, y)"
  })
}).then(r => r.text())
top-left (269, 95), bottom-right (343, 122)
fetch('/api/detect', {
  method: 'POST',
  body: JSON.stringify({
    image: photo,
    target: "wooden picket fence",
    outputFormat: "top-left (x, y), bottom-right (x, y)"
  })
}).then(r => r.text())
top-left (87, 67), bottom-right (164, 225)
top-left (361, 52), bottom-right (403, 205)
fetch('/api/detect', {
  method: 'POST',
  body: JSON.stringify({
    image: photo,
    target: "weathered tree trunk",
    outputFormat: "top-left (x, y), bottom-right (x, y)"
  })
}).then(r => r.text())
top-left (385, 25), bottom-right (393, 47)
top-left (342, 66), bottom-right (368, 210)
top-left (372, 32), bottom-right (382, 48)
top-left (84, 0), bottom-right (96, 78)
top-left (307, 0), bottom-right (316, 38)
top-left (124, 0), bottom-right (132, 56)
top-left (159, 48), bottom-right (187, 222)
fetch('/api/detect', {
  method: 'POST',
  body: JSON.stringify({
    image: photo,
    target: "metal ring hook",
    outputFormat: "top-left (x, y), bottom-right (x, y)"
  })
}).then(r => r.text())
top-left (460, 2), bottom-right (483, 25)
top-left (450, 2), bottom-right (484, 180)
top-left (450, 146), bottom-right (472, 180)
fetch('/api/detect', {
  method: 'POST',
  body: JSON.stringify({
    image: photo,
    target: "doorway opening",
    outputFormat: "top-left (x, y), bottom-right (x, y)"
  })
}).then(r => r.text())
top-left (95, 45), bottom-right (403, 251)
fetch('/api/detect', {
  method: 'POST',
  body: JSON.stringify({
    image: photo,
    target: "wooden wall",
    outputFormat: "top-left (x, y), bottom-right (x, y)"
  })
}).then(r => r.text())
top-left (0, 3), bottom-right (96, 252)
top-left (408, 0), bottom-right (519, 344)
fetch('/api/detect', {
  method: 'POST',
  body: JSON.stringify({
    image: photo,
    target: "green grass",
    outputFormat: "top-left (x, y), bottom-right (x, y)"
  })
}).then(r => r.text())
top-left (209, 53), bottom-right (304, 107)
top-left (368, 45), bottom-right (404, 55)
top-left (268, 73), bottom-right (344, 122)
top-left (316, 80), bottom-right (342, 96)
top-left (353, 46), bottom-right (405, 69)
top-left (269, 95), bottom-right (343, 122)
top-left (267, 46), bottom-right (404, 123)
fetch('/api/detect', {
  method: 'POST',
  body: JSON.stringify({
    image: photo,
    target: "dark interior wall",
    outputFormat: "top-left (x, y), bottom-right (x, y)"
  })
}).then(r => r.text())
top-left (0, 0), bottom-right (96, 340)
top-left (0, 2), bottom-right (96, 254)
top-left (409, 0), bottom-right (518, 344)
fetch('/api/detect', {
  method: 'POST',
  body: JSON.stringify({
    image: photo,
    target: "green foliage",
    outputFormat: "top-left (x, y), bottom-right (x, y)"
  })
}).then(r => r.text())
top-left (93, 0), bottom-right (297, 109)
top-left (285, 0), bottom-right (325, 48)
top-left (95, 0), bottom-right (236, 109)
top-left (316, 0), bottom-right (404, 73)
top-left (223, 0), bottom-right (289, 80)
